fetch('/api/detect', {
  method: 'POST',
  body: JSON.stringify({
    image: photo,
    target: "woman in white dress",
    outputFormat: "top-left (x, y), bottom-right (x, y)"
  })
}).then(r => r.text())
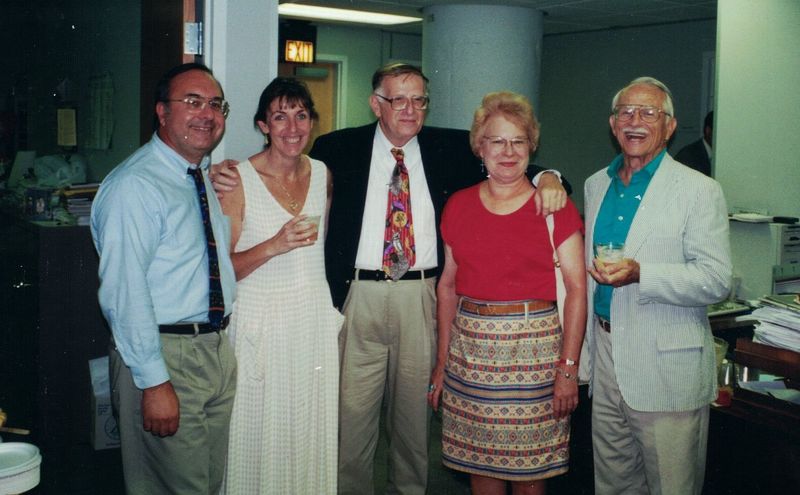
top-left (219, 78), bottom-right (344, 494)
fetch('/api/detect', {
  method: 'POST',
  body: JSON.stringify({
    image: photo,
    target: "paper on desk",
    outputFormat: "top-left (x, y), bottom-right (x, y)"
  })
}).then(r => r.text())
top-left (754, 322), bottom-right (800, 352)
top-left (750, 306), bottom-right (800, 328)
top-left (747, 305), bottom-right (800, 352)
top-left (739, 380), bottom-right (800, 405)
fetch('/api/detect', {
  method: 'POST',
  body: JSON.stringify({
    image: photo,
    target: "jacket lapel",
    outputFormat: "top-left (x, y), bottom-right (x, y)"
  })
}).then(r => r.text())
top-left (624, 154), bottom-right (683, 258)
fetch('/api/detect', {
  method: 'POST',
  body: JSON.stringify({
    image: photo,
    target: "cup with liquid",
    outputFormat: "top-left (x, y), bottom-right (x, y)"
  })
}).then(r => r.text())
top-left (298, 214), bottom-right (321, 242)
top-left (594, 242), bottom-right (625, 263)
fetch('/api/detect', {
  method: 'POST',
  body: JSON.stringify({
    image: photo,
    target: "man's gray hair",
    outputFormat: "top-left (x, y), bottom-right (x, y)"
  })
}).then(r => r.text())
top-left (611, 76), bottom-right (674, 118)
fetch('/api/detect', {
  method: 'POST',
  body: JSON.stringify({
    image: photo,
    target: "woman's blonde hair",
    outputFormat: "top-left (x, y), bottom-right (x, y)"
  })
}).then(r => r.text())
top-left (469, 91), bottom-right (540, 157)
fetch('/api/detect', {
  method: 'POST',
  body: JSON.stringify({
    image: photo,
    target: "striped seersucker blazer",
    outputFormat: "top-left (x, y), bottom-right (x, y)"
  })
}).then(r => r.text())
top-left (583, 153), bottom-right (732, 412)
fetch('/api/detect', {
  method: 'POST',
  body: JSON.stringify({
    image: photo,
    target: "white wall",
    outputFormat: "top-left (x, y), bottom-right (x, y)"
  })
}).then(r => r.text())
top-left (422, 5), bottom-right (543, 130)
top-left (207, 0), bottom-right (278, 163)
top-left (715, 0), bottom-right (800, 218)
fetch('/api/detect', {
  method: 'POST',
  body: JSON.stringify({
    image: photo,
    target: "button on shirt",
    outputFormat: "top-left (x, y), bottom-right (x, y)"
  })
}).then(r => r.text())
top-left (90, 134), bottom-right (236, 389)
top-left (593, 149), bottom-right (666, 320)
top-left (354, 126), bottom-right (437, 270)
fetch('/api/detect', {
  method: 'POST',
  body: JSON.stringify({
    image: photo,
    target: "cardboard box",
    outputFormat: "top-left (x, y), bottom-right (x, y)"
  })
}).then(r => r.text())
top-left (89, 356), bottom-right (120, 450)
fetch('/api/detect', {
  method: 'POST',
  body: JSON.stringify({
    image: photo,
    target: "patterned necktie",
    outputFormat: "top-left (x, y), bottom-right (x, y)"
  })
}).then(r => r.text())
top-left (382, 148), bottom-right (415, 280)
top-left (188, 166), bottom-right (225, 329)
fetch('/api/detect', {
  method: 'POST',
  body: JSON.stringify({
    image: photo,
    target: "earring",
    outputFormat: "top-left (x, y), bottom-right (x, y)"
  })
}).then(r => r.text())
top-left (480, 162), bottom-right (486, 176)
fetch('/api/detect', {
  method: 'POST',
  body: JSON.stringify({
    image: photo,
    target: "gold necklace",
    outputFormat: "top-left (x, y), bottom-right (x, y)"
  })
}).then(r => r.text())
top-left (258, 169), bottom-right (301, 211)
top-left (273, 178), bottom-right (300, 211)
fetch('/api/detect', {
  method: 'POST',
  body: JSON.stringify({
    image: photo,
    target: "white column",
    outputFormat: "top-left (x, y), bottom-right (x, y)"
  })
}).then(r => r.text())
top-left (422, 4), bottom-right (543, 129)
top-left (205, 0), bottom-right (278, 162)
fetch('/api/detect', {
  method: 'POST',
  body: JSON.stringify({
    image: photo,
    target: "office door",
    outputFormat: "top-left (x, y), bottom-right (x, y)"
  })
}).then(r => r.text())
top-left (278, 62), bottom-right (338, 153)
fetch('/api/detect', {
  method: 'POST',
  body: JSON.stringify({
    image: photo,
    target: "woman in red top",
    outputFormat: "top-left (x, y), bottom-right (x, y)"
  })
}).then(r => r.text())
top-left (428, 91), bottom-right (586, 495)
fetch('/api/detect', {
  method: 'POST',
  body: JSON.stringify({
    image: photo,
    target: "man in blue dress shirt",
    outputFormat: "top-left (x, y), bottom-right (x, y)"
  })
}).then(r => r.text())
top-left (91, 63), bottom-right (237, 494)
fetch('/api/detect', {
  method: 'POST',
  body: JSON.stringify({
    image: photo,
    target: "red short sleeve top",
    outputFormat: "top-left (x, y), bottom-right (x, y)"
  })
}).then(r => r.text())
top-left (441, 184), bottom-right (583, 301)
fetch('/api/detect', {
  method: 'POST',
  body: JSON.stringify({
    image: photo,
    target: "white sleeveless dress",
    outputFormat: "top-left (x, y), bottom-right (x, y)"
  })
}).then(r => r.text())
top-left (222, 158), bottom-right (344, 495)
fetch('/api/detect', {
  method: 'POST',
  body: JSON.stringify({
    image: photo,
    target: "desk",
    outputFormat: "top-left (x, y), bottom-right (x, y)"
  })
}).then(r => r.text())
top-left (704, 323), bottom-right (800, 493)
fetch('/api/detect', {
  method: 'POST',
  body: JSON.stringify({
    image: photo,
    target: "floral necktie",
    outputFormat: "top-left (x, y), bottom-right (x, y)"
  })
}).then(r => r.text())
top-left (382, 148), bottom-right (415, 280)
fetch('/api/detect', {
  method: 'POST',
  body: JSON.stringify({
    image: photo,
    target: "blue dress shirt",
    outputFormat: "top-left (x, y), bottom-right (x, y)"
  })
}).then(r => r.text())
top-left (91, 134), bottom-right (236, 389)
top-left (592, 150), bottom-right (666, 320)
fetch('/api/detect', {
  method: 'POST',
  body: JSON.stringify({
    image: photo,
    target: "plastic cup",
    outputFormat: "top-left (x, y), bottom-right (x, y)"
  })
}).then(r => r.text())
top-left (594, 242), bottom-right (625, 263)
top-left (299, 215), bottom-right (321, 242)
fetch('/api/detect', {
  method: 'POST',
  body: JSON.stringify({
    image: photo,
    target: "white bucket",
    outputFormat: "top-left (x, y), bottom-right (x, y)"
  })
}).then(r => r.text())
top-left (0, 443), bottom-right (41, 494)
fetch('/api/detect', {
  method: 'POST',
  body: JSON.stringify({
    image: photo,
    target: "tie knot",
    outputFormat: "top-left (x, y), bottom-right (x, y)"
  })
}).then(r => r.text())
top-left (391, 148), bottom-right (404, 162)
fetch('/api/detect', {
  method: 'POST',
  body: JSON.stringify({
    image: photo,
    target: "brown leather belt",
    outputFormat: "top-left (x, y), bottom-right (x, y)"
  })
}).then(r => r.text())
top-left (460, 299), bottom-right (553, 316)
top-left (598, 317), bottom-right (612, 333)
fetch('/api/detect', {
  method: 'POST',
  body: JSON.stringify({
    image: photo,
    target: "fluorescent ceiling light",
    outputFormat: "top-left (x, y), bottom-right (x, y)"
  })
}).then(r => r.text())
top-left (279, 3), bottom-right (422, 25)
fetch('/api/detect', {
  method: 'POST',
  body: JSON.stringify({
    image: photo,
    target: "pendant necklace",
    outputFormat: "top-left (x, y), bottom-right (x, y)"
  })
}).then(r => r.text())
top-left (259, 169), bottom-right (300, 212)
top-left (272, 177), bottom-right (300, 211)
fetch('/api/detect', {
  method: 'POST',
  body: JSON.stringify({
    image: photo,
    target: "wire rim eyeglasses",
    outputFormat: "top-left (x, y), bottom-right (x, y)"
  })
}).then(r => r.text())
top-left (164, 96), bottom-right (231, 118)
top-left (482, 136), bottom-right (531, 153)
top-left (374, 94), bottom-right (429, 111)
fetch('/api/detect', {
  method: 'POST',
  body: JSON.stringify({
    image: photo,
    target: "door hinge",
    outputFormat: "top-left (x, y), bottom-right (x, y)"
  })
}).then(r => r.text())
top-left (184, 22), bottom-right (203, 56)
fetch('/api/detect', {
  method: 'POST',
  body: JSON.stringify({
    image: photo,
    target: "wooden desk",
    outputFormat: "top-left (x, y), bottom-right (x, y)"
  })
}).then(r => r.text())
top-left (705, 339), bottom-right (800, 493)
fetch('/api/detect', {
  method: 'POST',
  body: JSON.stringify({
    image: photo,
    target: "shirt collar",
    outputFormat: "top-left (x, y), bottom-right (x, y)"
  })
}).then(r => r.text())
top-left (151, 132), bottom-right (212, 172)
top-left (373, 123), bottom-right (420, 157)
top-left (606, 148), bottom-right (667, 180)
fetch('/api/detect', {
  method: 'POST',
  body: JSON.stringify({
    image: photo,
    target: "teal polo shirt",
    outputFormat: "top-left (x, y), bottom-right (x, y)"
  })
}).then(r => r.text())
top-left (592, 149), bottom-right (666, 320)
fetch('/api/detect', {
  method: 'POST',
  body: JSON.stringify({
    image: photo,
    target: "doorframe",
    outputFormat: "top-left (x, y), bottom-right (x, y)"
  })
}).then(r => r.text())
top-left (316, 53), bottom-right (347, 130)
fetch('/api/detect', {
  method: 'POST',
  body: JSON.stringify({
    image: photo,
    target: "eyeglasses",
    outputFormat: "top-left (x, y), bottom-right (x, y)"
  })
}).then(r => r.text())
top-left (483, 136), bottom-right (530, 153)
top-left (165, 96), bottom-right (230, 118)
top-left (374, 94), bottom-right (429, 111)
top-left (613, 105), bottom-right (670, 123)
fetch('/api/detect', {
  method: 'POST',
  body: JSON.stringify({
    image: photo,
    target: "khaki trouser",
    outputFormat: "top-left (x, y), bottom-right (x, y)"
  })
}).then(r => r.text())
top-left (337, 277), bottom-right (437, 495)
top-left (591, 319), bottom-right (709, 495)
top-left (110, 331), bottom-right (237, 495)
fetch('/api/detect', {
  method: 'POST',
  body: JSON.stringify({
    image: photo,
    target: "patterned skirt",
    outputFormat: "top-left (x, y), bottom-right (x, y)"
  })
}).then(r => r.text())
top-left (441, 297), bottom-right (570, 481)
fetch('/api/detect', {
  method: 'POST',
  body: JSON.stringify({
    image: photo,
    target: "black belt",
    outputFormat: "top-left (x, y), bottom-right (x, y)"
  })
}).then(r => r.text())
top-left (159, 315), bottom-right (230, 335)
top-left (353, 268), bottom-right (436, 282)
top-left (598, 316), bottom-right (612, 333)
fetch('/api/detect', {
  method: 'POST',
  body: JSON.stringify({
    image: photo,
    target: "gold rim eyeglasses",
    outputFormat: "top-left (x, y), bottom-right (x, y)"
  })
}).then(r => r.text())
top-left (483, 136), bottom-right (531, 153)
top-left (613, 104), bottom-right (670, 123)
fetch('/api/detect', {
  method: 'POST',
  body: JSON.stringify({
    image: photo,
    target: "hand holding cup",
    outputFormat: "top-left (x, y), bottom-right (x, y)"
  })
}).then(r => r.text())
top-left (594, 242), bottom-right (625, 264)
top-left (297, 214), bottom-right (321, 243)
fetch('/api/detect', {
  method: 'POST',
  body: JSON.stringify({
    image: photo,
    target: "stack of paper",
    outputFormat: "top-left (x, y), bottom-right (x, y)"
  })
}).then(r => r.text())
top-left (63, 183), bottom-right (99, 226)
top-left (747, 295), bottom-right (800, 352)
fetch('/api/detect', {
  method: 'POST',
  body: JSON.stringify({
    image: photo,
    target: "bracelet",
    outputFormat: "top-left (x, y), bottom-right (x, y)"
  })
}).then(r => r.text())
top-left (558, 358), bottom-right (578, 366)
top-left (555, 367), bottom-right (578, 381)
